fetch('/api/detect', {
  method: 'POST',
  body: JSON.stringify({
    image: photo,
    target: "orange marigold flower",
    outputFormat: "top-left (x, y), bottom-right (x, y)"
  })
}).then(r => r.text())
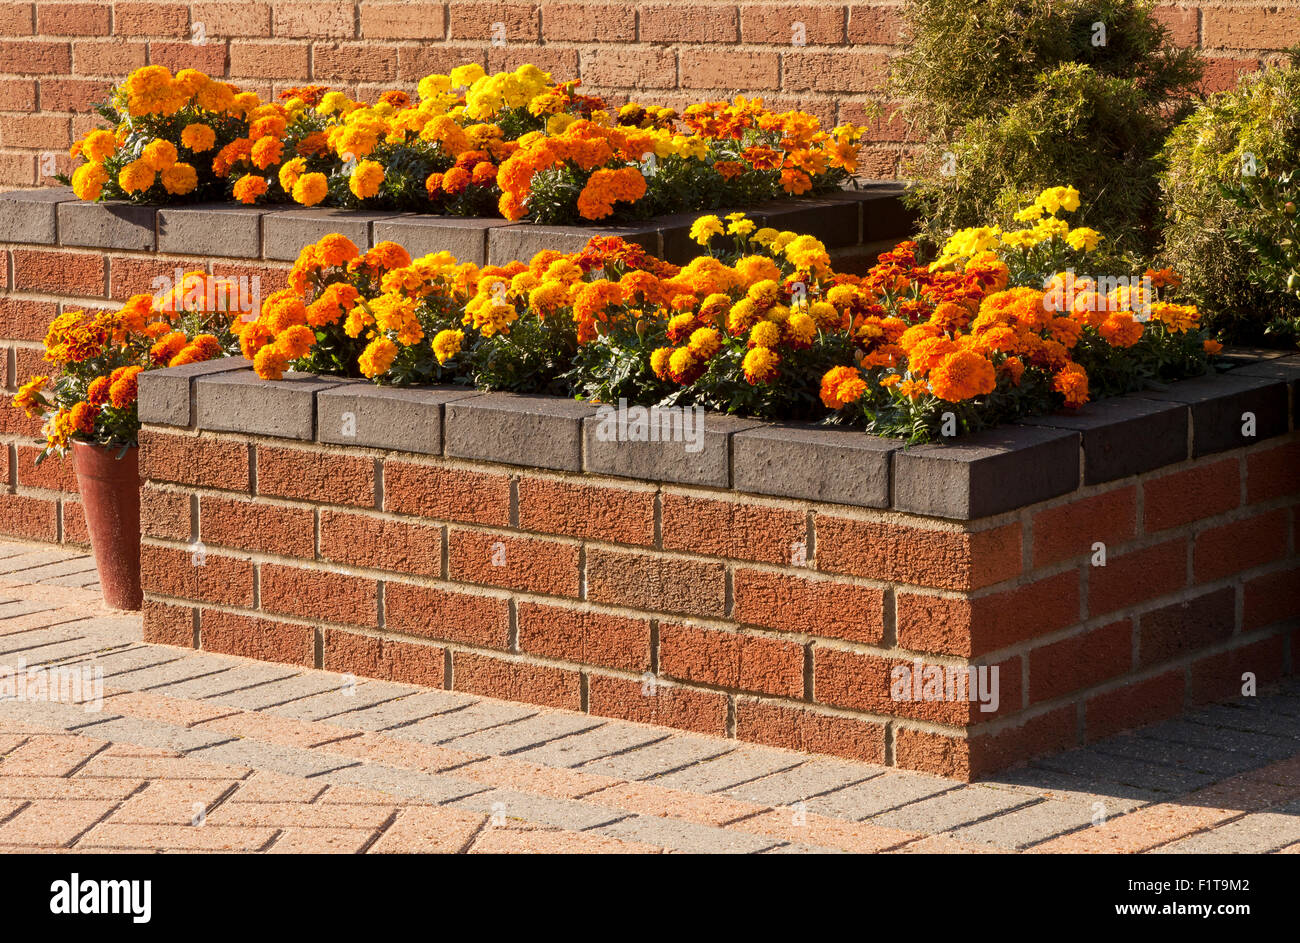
top-left (928, 349), bottom-right (996, 402)
top-left (150, 331), bottom-right (187, 364)
top-left (1053, 363), bottom-right (1090, 409)
top-left (232, 174), bottom-right (268, 204)
top-left (86, 375), bottom-right (112, 406)
top-left (253, 344), bottom-right (290, 381)
top-left (1099, 312), bottom-right (1143, 348)
top-left (820, 365), bottom-right (862, 409)
top-left (69, 401), bottom-right (97, 434)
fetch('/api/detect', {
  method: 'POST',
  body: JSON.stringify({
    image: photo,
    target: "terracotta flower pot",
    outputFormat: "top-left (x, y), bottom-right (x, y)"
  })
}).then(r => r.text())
top-left (72, 440), bottom-right (142, 611)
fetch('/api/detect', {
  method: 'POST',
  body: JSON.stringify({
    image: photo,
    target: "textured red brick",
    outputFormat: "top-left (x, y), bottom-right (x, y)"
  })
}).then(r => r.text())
top-left (579, 46), bottom-right (677, 89)
top-left (452, 651), bottom-right (580, 711)
top-left (36, 78), bottom-right (113, 112)
top-left (1202, 7), bottom-right (1300, 50)
top-left (192, 1), bottom-right (273, 37)
top-left (1245, 439), bottom-right (1300, 503)
top-left (783, 50), bottom-right (888, 92)
top-left (383, 461), bottom-right (508, 526)
top-left (817, 517), bottom-right (1020, 591)
top-left (1188, 635), bottom-right (1286, 705)
top-left (661, 492), bottom-right (805, 565)
top-left (200, 608), bottom-right (313, 666)
top-left (61, 498), bottom-right (89, 546)
top-left (448, 530), bottom-right (579, 597)
top-left (896, 570), bottom-right (1081, 657)
top-left (640, 3), bottom-right (737, 42)
top-left (359, 1), bottom-right (444, 38)
top-left (37, 3), bottom-right (111, 35)
top-left (12, 249), bottom-right (102, 296)
top-left (140, 544), bottom-right (254, 608)
top-left (140, 429), bottom-right (249, 492)
top-left (1242, 564), bottom-right (1300, 632)
top-left (660, 621), bottom-right (804, 698)
top-left (0, 3), bottom-right (33, 35)
top-left (147, 40), bottom-right (228, 75)
top-left (814, 647), bottom-right (972, 725)
top-left (0, 40), bottom-right (70, 73)
top-left (735, 698), bottom-right (886, 764)
top-left (114, 1), bottom-right (190, 36)
top-left (322, 628), bottom-right (446, 689)
top-left (910, 707), bottom-right (1078, 780)
top-left (0, 493), bottom-right (59, 542)
top-left (1087, 537), bottom-right (1188, 619)
top-left (141, 598), bottom-right (195, 647)
top-left (680, 49), bottom-right (779, 90)
top-left (319, 509), bottom-right (441, 577)
top-left (396, 44), bottom-right (481, 80)
top-left (260, 563), bottom-right (378, 627)
top-left (312, 42), bottom-right (397, 82)
top-left (739, 3), bottom-right (845, 44)
top-left (541, 2), bottom-right (634, 41)
top-left (14, 446), bottom-right (76, 493)
top-left (516, 602), bottom-right (650, 672)
top-left (1028, 619), bottom-right (1132, 705)
top-left (199, 494), bottom-right (313, 558)
top-left (384, 581), bottom-right (510, 649)
top-left (1137, 586), bottom-right (1236, 669)
top-left (1193, 508), bottom-right (1289, 584)
top-left (228, 40), bottom-right (310, 79)
top-left (1084, 670), bottom-right (1185, 742)
top-left (1143, 459), bottom-right (1240, 532)
top-left (257, 445), bottom-right (374, 507)
top-left (732, 568), bottom-right (883, 644)
top-left (584, 547), bottom-right (726, 618)
top-left (587, 674), bottom-right (727, 736)
top-left (1031, 485), bottom-right (1137, 568)
top-left (108, 255), bottom-right (198, 300)
top-left (140, 484), bottom-right (190, 541)
top-left (72, 39), bottom-right (147, 74)
top-left (846, 2), bottom-right (903, 44)
top-left (0, 78), bottom-right (35, 111)
top-left (446, 2), bottom-right (539, 41)
top-left (516, 476), bottom-right (654, 545)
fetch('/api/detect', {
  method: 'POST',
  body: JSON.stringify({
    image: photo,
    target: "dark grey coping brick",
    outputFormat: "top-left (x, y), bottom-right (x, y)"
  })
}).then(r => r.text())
top-left (262, 207), bottom-right (401, 261)
top-left (583, 409), bottom-right (763, 488)
top-left (1132, 372), bottom-right (1289, 456)
top-left (138, 356), bottom-right (253, 427)
top-left (443, 392), bottom-right (597, 471)
top-left (752, 199), bottom-right (861, 249)
top-left (57, 200), bottom-right (156, 251)
top-left (1231, 353), bottom-right (1300, 405)
top-left (1215, 346), bottom-right (1295, 368)
top-left (373, 215), bottom-right (514, 266)
top-left (157, 203), bottom-right (264, 258)
top-left (732, 421), bottom-right (900, 507)
top-left (892, 425), bottom-right (1081, 519)
top-left (1017, 394), bottom-right (1188, 485)
top-left (316, 381), bottom-right (477, 455)
top-left (0, 187), bottom-right (74, 244)
top-left (487, 221), bottom-right (659, 266)
top-left (194, 368), bottom-right (344, 440)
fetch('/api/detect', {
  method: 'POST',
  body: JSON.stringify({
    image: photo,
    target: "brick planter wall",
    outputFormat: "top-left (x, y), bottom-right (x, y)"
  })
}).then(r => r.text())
top-left (130, 352), bottom-right (1300, 779)
top-left (0, 1), bottom-right (1293, 188)
top-left (0, 185), bottom-right (911, 545)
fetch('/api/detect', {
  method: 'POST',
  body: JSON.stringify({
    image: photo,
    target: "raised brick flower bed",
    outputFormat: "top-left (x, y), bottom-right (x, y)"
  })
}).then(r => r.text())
top-left (131, 352), bottom-right (1300, 779)
top-left (0, 185), bottom-right (912, 543)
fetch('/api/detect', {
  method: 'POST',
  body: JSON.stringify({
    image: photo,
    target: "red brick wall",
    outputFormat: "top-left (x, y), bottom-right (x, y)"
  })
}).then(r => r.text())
top-left (136, 421), bottom-right (1300, 779)
top-left (0, 1), bottom-right (1296, 187)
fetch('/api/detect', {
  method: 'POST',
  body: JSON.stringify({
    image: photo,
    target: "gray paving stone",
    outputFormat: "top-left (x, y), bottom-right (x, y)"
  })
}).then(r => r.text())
top-left (1019, 394), bottom-right (1189, 485)
top-left (37, 572), bottom-right (102, 590)
top-left (2, 635), bottom-right (116, 665)
top-left (871, 784), bottom-right (1038, 832)
top-left (71, 715), bottom-right (233, 753)
top-left (951, 798), bottom-right (1100, 849)
top-left (321, 763), bottom-right (490, 804)
top-left (0, 696), bottom-right (122, 731)
top-left (577, 734), bottom-right (735, 781)
top-left (453, 787), bottom-right (629, 831)
top-left (188, 739), bottom-right (360, 778)
top-left (0, 551), bottom-right (83, 574)
top-left (99, 659), bottom-right (237, 690)
top-left (1033, 748), bottom-right (1221, 795)
top-left (1183, 703), bottom-right (1300, 739)
top-left (487, 221), bottom-right (659, 266)
top-left (1153, 808), bottom-right (1300, 854)
top-left (594, 814), bottom-right (780, 853)
top-left (443, 713), bottom-right (606, 756)
top-left (989, 765), bottom-right (1160, 808)
top-left (7, 559), bottom-right (97, 582)
top-left (0, 598), bottom-right (60, 619)
top-left (510, 722), bottom-right (669, 768)
top-left (649, 746), bottom-right (805, 794)
top-left (55, 645), bottom-right (187, 676)
top-left (759, 841), bottom-right (848, 854)
top-left (261, 681), bottom-right (415, 723)
top-left (314, 690), bottom-right (477, 732)
top-left (399, 701), bottom-right (539, 744)
top-left (262, 207), bottom-right (399, 260)
top-left (1095, 733), bottom-right (1271, 778)
top-left (51, 615), bottom-right (145, 640)
top-left (1134, 373), bottom-right (1289, 457)
top-left (805, 771), bottom-right (957, 821)
top-left (150, 664), bottom-right (301, 700)
top-left (725, 757), bottom-right (882, 807)
top-left (201, 673), bottom-right (349, 710)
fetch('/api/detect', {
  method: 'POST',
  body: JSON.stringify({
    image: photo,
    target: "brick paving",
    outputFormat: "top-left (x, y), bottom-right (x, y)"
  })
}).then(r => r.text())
top-left (0, 539), bottom-right (1297, 854)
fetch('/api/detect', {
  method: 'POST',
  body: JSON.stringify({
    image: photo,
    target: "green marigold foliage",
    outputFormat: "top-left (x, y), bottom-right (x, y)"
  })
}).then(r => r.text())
top-left (892, 0), bottom-right (1201, 259)
top-left (1160, 53), bottom-right (1300, 345)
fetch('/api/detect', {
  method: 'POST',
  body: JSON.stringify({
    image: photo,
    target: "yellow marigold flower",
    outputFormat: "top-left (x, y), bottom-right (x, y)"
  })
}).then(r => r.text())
top-left (746, 279), bottom-right (782, 309)
top-left (12, 375), bottom-right (49, 418)
top-left (349, 159), bottom-right (384, 199)
top-left (432, 328), bottom-right (465, 365)
top-left (81, 129), bottom-right (117, 163)
top-left (181, 122), bottom-right (217, 152)
top-left (358, 337), bottom-right (399, 378)
top-left (727, 298), bottom-right (761, 336)
top-left (292, 172), bottom-right (329, 206)
top-left (650, 346), bottom-right (673, 380)
top-left (317, 91), bottom-right (350, 115)
top-left (749, 320), bottom-right (781, 349)
top-left (728, 217), bottom-right (756, 237)
top-left (71, 162), bottom-right (109, 201)
top-left (808, 301), bottom-right (839, 330)
top-left (734, 255), bottom-right (782, 287)
top-left (450, 63), bottom-right (487, 88)
top-left (742, 346), bottom-right (780, 384)
top-left (160, 162), bottom-right (197, 195)
top-left (1064, 227), bottom-right (1102, 252)
top-left (785, 310), bottom-right (817, 347)
top-left (118, 159), bottom-right (155, 195)
top-left (687, 327), bottom-right (722, 359)
top-left (142, 138), bottom-right (178, 171)
top-left (667, 347), bottom-right (701, 384)
top-left (689, 215), bottom-right (724, 246)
